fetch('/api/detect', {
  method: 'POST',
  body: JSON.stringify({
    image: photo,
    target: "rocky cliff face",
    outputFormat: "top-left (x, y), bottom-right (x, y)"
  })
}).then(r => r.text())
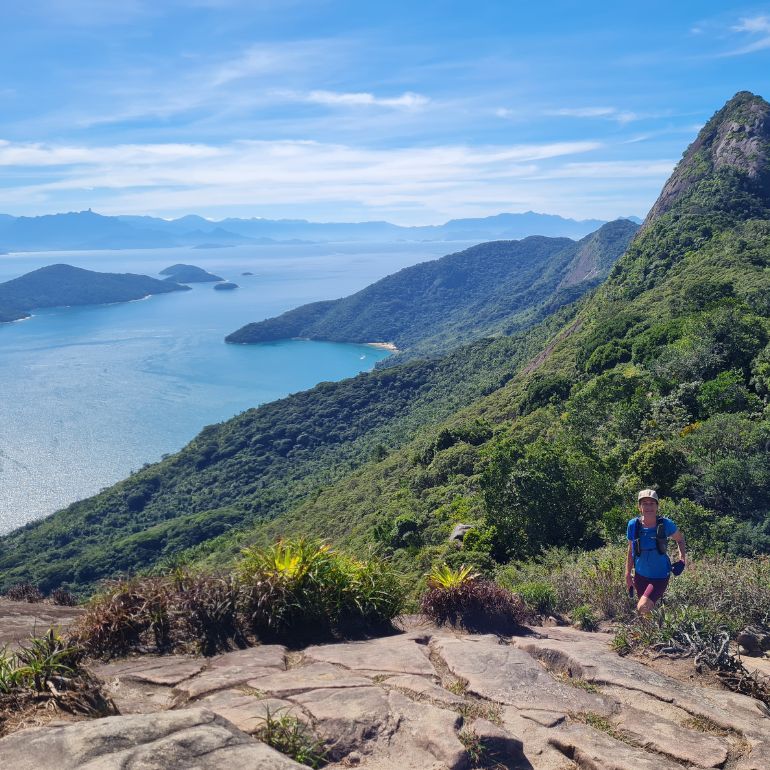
top-left (643, 91), bottom-right (770, 226)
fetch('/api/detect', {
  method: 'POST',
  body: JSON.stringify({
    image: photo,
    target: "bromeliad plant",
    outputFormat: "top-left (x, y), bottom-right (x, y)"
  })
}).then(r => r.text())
top-left (421, 563), bottom-right (528, 633)
top-left (427, 563), bottom-right (479, 589)
top-left (238, 538), bottom-right (404, 643)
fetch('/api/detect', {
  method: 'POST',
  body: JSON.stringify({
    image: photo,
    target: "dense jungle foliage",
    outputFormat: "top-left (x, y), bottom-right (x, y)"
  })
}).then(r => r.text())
top-left (1, 92), bottom-right (769, 597)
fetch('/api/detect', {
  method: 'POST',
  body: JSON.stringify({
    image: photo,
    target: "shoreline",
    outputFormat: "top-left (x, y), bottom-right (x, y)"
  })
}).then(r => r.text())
top-left (365, 341), bottom-right (398, 352)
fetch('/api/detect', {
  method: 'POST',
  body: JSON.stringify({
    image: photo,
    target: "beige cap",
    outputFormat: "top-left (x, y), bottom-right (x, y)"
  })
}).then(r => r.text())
top-left (637, 489), bottom-right (659, 502)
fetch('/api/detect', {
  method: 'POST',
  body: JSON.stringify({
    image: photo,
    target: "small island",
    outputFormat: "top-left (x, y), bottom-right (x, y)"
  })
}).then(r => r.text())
top-left (214, 282), bottom-right (239, 291)
top-left (159, 264), bottom-right (224, 283)
top-left (241, 271), bottom-right (254, 276)
top-left (0, 264), bottom-right (190, 323)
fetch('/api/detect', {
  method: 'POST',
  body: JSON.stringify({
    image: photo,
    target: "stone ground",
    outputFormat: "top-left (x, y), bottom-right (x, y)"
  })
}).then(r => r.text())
top-left (0, 598), bottom-right (84, 648)
top-left (1, 605), bottom-right (769, 769)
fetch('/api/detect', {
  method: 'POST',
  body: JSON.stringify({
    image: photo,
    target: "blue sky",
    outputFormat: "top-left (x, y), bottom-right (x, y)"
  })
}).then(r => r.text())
top-left (1, 1), bottom-right (769, 224)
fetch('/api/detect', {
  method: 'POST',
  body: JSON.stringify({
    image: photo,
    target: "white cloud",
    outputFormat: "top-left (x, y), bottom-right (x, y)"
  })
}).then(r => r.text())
top-left (724, 15), bottom-right (770, 55)
top-left (304, 90), bottom-right (429, 108)
top-left (732, 15), bottom-right (770, 34)
top-left (0, 137), bottom-right (616, 221)
top-left (547, 107), bottom-right (639, 124)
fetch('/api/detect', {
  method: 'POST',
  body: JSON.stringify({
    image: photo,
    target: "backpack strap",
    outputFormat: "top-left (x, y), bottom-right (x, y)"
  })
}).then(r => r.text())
top-left (633, 517), bottom-right (642, 558)
top-left (655, 515), bottom-right (668, 555)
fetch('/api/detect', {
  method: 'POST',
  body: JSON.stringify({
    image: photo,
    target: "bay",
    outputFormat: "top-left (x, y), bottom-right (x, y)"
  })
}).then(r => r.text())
top-left (0, 240), bottom-right (474, 533)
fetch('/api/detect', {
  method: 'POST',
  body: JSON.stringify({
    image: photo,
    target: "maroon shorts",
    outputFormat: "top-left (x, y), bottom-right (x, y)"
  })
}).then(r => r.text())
top-left (633, 573), bottom-right (669, 603)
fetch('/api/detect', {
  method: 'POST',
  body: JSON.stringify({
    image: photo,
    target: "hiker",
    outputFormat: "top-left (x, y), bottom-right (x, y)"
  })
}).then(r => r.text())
top-left (625, 489), bottom-right (686, 615)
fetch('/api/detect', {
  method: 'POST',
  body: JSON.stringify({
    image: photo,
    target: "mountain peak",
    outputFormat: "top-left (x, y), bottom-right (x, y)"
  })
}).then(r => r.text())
top-left (644, 90), bottom-right (770, 226)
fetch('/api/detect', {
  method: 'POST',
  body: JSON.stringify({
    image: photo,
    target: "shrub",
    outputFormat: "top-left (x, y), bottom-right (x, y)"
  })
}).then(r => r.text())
top-left (49, 588), bottom-right (77, 607)
top-left (73, 578), bottom-right (174, 658)
top-left (571, 604), bottom-right (599, 631)
top-left (3, 583), bottom-right (44, 603)
top-left (514, 581), bottom-right (557, 615)
top-left (420, 577), bottom-right (527, 633)
top-left (176, 573), bottom-right (246, 656)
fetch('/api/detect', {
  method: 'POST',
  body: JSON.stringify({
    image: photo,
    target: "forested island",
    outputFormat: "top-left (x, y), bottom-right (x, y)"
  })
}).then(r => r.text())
top-left (0, 263), bottom-right (189, 323)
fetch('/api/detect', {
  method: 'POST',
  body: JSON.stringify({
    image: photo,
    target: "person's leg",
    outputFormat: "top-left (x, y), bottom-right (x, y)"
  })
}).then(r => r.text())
top-left (633, 575), bottom-right (668, 615)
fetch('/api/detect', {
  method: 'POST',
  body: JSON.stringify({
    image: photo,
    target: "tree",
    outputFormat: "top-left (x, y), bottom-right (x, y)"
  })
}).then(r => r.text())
top-left (481, 437), bottom-right (614, 561)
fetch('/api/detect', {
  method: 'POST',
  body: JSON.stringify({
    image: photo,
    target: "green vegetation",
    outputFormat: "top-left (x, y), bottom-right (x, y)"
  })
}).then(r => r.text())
top-left (72, 539), bottom-right (404, 657)
top-left (419, 563), bottom-right (527, 632)
top-left (0, 629), bottom-right (111, 737)
top-left (0, 263), bottom-right (188, 322)
top-left (0, 303), bottom-right (579, 594)
top-left (226, 219), bottom-right (637, 359)
top-left (254, 706), bottom-right (327, 768)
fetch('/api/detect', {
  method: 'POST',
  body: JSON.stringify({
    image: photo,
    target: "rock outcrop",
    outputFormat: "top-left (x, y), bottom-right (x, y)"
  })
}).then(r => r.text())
top-left (1, 624), bottom-right (768, 769)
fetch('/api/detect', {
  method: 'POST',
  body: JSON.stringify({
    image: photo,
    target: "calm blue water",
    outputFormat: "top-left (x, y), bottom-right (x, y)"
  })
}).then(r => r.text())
top-left (0, 241), bottom-right (474, 533)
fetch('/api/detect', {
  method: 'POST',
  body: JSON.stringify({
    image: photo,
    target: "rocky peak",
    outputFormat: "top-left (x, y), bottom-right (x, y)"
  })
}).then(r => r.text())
top-left (643, 90), bottom-right (770, 226)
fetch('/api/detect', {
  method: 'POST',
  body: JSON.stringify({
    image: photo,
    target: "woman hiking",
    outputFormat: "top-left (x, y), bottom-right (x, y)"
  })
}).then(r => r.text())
top-left (625, 489), bottom-right (686, 615)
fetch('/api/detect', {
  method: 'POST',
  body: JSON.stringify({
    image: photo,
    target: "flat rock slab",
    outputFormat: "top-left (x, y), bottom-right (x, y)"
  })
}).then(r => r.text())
top-left (0, 707), bottom-right (305, 769)
top-left (91, 657), bottom-right (206, 686)
top-left (385, 690), bottom-right (467, 770)
top-left (433, 635), bottom-right (615, 716)
top-left (172, 645), bottom-right (286, 702)
top-left (0, 599), bottom-right (84, 649)
top-left (291, 685), bottom-right (393, 759)
top-left (469, 718), bottom-right (523, 764)
top-left (197, 690), bottom-right (299, 734)
top-left (304, 634), bottom-right (435, 676)
top-left (384, 673), bottom-right (465, 708)
top-left (209, 644), bottom-right (287, 670)
top-left (615, 704), bottom-right (729, 768)
top-left (549, 724), bottom-right (684, 770)
top-left (516, 629), bottom-right (770, 740)
top-left (249, 662), bottom-right (373, 698)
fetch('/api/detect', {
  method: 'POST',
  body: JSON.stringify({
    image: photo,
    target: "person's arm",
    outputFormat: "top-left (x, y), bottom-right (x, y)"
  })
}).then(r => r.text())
top-left (625, 541), bottom-right (634, 589)
top-left (671, 530), bottom-right (686, 566)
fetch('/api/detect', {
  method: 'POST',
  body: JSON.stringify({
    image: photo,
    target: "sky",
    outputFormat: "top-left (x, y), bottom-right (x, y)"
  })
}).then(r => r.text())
top-left (1, 1), bottom-right (770, 225)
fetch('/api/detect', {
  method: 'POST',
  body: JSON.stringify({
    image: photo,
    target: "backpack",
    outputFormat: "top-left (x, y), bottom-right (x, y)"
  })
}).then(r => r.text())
top-left (633, 516), bottom-right (668, 559)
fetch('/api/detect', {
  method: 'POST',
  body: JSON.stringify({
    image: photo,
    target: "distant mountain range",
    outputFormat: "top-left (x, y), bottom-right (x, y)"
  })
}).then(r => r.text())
top-left (0, 209), bottom-right (641, 251)
top-left (0, 264), bottom-right (189, 322)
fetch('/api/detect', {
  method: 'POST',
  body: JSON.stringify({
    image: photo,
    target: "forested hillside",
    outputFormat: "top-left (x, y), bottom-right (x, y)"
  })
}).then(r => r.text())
top-left (257, 91), bottom-right (770, 577)
top-left (0, 279), bottom-right (586, 592)
top-left (1, 92), bottom-right (768, 595)
top-left (226, 220), bottom-right (637, 359)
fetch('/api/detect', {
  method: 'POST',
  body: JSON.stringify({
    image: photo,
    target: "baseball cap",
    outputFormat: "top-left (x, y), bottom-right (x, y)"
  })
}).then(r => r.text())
top-left (637, 489), bottom-right (659, 502)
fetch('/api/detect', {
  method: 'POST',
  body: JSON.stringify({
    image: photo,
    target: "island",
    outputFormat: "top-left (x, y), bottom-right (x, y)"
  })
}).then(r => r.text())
top-left (213, 282), bottom-right (238, 291)
top-left (241, 271), bottom-right (254, 276)
top-left (159, 264), bottom-right (224, 283)
top-left (0, 264), bottom-right (190, 323)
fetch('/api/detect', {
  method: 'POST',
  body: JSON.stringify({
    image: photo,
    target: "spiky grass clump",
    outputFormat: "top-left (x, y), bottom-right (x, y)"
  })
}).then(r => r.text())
top-left (49, 588), bottom-right (77, 607)
top-left (421, 565), bottom-right (527, 633)
top-left (0, 629), bottom-right (115, 736)
top-left (74, 540), bottom-right (405, 657)
top-left (176, 573), bottom-right (246, 656)
top-left (255, 706), bottom-right (327, 767)
top-left (72, 577), bottom-right (174, 658)
top-left (3, 583), bottom-right (45, 603)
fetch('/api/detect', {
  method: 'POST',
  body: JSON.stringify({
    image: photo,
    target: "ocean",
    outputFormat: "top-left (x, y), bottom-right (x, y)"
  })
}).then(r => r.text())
top-left (0, 240), bottom-right (473, 533)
